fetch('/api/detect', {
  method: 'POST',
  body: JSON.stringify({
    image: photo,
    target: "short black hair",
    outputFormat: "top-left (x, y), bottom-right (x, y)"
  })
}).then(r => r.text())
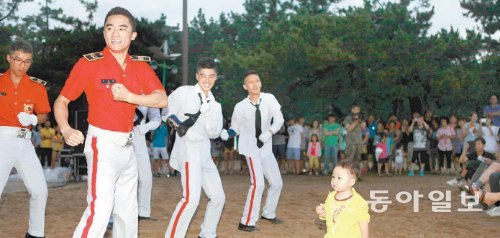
top-left (197, 57), bottom-right (217, 73)
top-left (9, 39), bottom-right (33, 54)
top-left (474, 137), bottom-right (486, 145)
top-left (335, 159), bottom-right (360, 180)
top-left (328, 114), bottom-right (336, 118)
top-left (243, 70), bottom-right (259, 82)
top-left (105, 7), bottom-right (136, 31)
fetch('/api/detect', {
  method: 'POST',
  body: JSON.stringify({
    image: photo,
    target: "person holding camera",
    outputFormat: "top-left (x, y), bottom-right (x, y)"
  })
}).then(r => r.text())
top-left (484, 95), bottom-right (500, 127)
top-left (408, 115), bottom-right (430, 176)
top-left (343, 105), bottom-right (364, 162)
top-left (479, 117), bottom-right (499, 154)
top-left (462, 112), bottom-right (483, 154)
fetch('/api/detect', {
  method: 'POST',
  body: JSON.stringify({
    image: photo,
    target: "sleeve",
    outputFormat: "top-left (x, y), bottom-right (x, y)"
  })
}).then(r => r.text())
top-left (140, 65), bottom-right (165, 94)
top-left (203, 102), bottom-right (223, 139)
top-left (166, 88), bottom-right (184, 118)
top-left (343, 117), bottom-right (350, 127)
top-left (145, 108), bottom-right (161, 131)
top-left (35, 86), bottom-right (51, 114)
top-left (230, 105), bottom-right (242, 135)
top-left (357, 200), bottom-right (371, 223)
top-left (486, 152), bottom-right (496, 161)
top-left (268, 95), bottom-right (284, 134)
top-left (60, 59), bottom-right (90, 101)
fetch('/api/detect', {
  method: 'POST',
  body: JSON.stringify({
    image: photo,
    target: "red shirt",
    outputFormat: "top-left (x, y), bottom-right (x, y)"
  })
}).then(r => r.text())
top-left (60, 47), bottom-right (164, 132)
top-left (0, 70), bottom-right (51, 128)
top-left (310, 142), bottom-right (317, 156)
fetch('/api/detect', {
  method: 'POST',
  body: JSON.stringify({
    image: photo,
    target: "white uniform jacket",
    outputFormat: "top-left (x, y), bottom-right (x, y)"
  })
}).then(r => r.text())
top-left (167, 84), bottom-right (223, 172)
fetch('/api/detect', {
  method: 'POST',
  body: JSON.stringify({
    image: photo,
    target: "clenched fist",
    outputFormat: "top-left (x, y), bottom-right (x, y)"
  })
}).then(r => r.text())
top-left (111, 83), bottom-right (132, 102)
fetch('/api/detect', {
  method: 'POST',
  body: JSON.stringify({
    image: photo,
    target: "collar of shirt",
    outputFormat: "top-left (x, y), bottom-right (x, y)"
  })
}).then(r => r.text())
top-left (245, 94), bottom-right (262, 106)
top-left (102, 47), bottom-right (134, 72)
top-left (194, 83), bottom-right (214, 101)
top-left (1, 69), bottom-right (31, 89)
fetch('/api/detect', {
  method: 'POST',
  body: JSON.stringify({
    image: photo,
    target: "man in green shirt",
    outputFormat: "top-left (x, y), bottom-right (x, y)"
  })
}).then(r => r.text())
top-left (323, 114), bottom-right (341, 174)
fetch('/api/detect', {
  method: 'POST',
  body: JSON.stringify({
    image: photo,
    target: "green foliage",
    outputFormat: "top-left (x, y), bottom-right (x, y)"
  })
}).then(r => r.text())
top-left (193, 0), bottom-right (497, 120)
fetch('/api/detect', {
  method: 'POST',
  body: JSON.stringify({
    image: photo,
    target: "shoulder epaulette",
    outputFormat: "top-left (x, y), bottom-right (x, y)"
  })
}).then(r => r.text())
top-left (131, 55), bottom-right (151, 62)
top-left (30, 76), bottom-right (47, 86)
top-left (83, 52), bottom-right (104, 61)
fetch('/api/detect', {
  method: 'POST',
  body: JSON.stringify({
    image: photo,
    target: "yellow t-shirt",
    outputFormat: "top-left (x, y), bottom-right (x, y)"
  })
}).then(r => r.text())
top-left (52, 134), bottom-right (64, 151)
top-left (40, 127), bottom-right (55, 148)
top-left (321, 188), bottom-right (370, 238)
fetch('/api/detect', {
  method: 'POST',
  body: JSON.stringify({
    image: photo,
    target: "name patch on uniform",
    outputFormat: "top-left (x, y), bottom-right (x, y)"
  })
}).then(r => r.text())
top-left (101, 79), bottom-right (116, 85)
top-left (131, 55), bottom-right (151, 62)
top-left (83, 52), bottom-right (104, 61)
top-left (30, 76), bottom-right (47, 86)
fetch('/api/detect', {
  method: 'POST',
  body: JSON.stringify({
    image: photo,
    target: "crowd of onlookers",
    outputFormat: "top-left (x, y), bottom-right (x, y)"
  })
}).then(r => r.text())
top-left (29, 95), bottom-right (500, 216)
top-left (204, 96), bottom-right (498, 178)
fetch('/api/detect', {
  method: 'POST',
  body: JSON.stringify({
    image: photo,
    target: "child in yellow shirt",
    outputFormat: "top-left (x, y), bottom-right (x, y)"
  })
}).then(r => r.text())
top-left (316, 159), bottom-right (370, 238)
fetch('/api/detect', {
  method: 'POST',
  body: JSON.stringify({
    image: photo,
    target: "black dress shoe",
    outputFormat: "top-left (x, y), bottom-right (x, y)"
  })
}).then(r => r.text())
top-left (25, 233), bottom-right (44, 238)
top-left (238, 222), bottom-right (257, 232)
top-left (261, 216), bottom-right (284, 224)
top-left (198, 236), bottom-right (217, 238)
top-left (138, 216), bottom-right (157, 222)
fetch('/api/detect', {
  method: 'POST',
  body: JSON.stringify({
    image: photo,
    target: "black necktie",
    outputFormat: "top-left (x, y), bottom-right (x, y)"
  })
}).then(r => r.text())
top-left (134, 108), bottom-right (144, 126)
top-left (254, 103), bottom-right (263, 148)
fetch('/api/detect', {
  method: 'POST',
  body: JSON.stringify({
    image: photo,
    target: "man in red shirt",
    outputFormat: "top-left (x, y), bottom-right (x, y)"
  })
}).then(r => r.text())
top-left (54, 7), bottom-right (167, 238)
top-left (0, 39), bottom-right (50, 238)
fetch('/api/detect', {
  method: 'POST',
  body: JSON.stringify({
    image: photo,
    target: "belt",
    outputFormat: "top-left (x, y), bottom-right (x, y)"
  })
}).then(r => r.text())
top-left (87, 125), bottom-right (134, 147)
top-left (0, 126), bottom-right (32, 140)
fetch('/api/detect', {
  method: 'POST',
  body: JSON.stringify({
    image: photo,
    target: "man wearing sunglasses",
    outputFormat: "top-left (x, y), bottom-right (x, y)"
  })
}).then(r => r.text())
top-left (0, 39), bottom-right (50, 238)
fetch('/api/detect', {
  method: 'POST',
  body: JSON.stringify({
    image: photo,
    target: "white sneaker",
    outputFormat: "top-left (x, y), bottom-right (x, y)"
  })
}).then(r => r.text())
top-left (486, 206), bottom-right (500, 217)
top-left (483, 206), bottom-right (496, 214)
top-left (446, 178), bottom-right (462, 187)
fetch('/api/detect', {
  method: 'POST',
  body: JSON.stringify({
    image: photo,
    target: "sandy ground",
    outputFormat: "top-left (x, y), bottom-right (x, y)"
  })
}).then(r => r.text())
top-left (1, 172), bottom-right (499, 238)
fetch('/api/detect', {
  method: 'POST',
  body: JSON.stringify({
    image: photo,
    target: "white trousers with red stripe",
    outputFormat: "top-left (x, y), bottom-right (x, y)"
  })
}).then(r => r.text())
top-left (73, 125), bottom-right (138, 238)
top-left (241, 154), bottom-right (283, 226)
top-left (132, 127), bottom-right (153, 218)
top-left (0, 126), bottom-right (48, 237)
top-left (165, 157), bottom-right (225, 238)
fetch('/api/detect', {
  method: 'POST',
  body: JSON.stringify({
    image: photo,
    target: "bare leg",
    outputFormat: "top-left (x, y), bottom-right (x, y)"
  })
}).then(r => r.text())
top-left (477, 163), bottom-right (500, 185)
top-left (51, 151), bottom-right (58, 169)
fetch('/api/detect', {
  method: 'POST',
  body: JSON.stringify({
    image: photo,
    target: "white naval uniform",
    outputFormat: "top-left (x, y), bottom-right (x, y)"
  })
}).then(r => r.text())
top-left (165, 84), bottom-right (225, 238)
top-left (132, 106), bottom-right (161, 218)
top-left (0, 127), bottom-right (48, 237)
top-left (231, 92), bottom-right (284, 226)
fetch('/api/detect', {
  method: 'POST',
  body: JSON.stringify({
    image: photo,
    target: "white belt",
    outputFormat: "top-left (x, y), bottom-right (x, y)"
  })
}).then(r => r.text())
top-left (0, 126), bottom-right (32, 140)
top-left (87, 125), bottom-right (134, 147)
